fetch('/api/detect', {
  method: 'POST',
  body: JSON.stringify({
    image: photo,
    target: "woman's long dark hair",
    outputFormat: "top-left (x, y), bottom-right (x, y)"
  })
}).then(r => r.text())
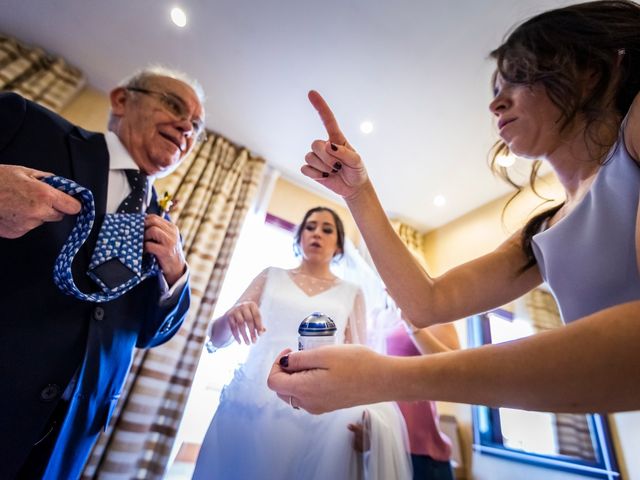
top-left (489, 0), bottom-right (640, 270)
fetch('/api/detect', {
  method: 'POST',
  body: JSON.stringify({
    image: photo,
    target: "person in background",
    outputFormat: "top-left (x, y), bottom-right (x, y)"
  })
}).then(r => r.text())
top-left (0, 66), bottom-right (201, 479)
top-left (350, 305), bottom-right (459, 480)
top-left (269, 0), bottom-right (640, 415)
top-left (387, 316), bottom-right (460, 480)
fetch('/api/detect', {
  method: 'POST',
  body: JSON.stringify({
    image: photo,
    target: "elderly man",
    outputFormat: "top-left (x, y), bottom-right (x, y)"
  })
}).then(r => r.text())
top-left (0, 67), bottom-right (204, 479)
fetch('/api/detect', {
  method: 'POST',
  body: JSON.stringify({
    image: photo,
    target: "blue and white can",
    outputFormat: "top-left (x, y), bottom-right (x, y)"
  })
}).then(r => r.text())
top-left (298, 312), bottom-right (337, 350)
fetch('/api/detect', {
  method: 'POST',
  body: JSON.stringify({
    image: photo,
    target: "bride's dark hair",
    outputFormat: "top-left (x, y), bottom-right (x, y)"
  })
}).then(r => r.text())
top-left (293, 206), bottom-right (345, 260)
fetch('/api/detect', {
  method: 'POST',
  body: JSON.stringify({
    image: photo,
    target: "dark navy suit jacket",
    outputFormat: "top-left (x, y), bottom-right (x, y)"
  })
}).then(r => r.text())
top-left (0, 92), bottom-right (190, 479)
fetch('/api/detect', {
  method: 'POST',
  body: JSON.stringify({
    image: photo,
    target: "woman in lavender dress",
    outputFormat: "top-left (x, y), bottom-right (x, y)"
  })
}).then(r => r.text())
top-left (269, 1), bottom-right (640, 415)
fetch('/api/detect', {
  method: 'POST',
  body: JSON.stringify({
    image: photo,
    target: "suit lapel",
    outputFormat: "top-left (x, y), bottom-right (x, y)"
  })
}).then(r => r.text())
top-left (147, 188), bottom-right (161, 216)
top-left (68, 128), bottom-right (109, 272)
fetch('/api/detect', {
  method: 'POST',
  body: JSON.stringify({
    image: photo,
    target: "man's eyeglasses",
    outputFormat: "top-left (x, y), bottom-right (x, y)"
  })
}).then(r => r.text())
top-left (126, 87), bottom-right (207, 143)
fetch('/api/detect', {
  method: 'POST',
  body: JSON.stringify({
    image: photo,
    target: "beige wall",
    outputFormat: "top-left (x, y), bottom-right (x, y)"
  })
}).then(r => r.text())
top-left (60, 87), bottom-right (110, 133)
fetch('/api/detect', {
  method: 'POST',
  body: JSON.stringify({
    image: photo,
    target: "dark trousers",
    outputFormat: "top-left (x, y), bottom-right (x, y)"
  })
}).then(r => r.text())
top-left (16, 400), bottom-right (69, 479)
top-left (411, 453), bottom-right (455, 480)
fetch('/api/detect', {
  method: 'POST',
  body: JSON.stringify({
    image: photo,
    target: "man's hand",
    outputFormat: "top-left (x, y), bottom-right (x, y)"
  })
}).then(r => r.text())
top-left (0, 165), bottom-right (81, 239)
top-left (143, 214), bottom-right (187, 286)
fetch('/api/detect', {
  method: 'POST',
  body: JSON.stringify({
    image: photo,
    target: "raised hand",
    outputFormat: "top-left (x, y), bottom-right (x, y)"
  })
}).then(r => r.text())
top-left (302, 91), bottom-right (369, 199)
top-left (223, 301), bottom-right (265, 345)
top-left (0, 165), bottom-right (81, 239)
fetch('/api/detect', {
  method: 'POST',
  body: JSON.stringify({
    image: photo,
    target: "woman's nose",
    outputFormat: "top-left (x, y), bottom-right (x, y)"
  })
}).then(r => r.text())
top-left (489, 92), bottom-right (509, 116)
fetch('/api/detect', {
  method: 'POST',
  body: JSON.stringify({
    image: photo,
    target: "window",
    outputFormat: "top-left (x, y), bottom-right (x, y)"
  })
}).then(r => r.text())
top-left (468, 309), bottom-right (621, 479)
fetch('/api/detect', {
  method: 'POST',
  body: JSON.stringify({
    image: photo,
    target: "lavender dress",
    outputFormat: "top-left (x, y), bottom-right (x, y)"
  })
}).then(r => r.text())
top-left (532, 122), bottom-right (640, 323)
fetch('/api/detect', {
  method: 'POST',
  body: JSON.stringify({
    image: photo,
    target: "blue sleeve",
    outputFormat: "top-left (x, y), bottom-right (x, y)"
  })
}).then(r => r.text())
top-left (136, 276), bottom-right (191, 348)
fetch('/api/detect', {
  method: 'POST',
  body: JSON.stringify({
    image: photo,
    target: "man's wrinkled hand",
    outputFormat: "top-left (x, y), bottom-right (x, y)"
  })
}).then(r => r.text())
top-left (0, 165), bottom-right (81, 239)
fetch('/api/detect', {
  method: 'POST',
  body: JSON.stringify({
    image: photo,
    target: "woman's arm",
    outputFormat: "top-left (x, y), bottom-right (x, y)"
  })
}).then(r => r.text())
top-left (344, 288), bottom-right (367, 345)
top-left (303, 91), bottom-right (542, 327)
top-left (342, 181), bottom-right (542, 327)
top-left (405, 321), bottom-right (460, 354)
top-left (269, 300), bottom-right (640, 414)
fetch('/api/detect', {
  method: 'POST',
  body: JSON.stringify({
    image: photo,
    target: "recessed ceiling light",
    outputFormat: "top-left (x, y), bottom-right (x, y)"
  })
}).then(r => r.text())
top-left (433, 195), bottom-right (446, 207)
top-left (360, 121), bottom-right (373, 134)
top-left (171, 7), bottom-right (187, 27)
top-left (496, 153), bottom-right (516, 167)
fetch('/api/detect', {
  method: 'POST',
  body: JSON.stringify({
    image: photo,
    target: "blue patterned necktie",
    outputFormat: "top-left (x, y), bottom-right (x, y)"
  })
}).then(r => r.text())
top-left (118, 169), bottom-right (148, 213)
top-left (42, 175), bottom-right (159, 303)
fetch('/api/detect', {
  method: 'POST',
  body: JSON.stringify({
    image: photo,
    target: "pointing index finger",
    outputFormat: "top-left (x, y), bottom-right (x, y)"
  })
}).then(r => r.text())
top-left (308, 90), bottom-right (347, 146)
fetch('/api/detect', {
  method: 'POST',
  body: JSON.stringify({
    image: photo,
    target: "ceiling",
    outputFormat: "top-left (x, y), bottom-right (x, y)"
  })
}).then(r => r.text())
top-left (1, 0), bottom-right (571, 231)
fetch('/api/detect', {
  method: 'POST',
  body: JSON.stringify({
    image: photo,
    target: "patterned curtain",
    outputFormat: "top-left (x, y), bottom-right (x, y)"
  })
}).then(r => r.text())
top-left (82, 135), bottom-right (265, 478)
top-left (524, 289), bottom-right (596, 460)
top-left (390, 219), bottom-right (428, 269)
top-left (0, 35), bottom-right (85, 111)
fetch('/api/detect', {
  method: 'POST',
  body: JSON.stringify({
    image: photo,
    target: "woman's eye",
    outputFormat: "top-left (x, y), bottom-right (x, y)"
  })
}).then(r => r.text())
top-left (305, 224), bottom-right (315, 231)
top-left (323, 228), bottom-right (334, 234)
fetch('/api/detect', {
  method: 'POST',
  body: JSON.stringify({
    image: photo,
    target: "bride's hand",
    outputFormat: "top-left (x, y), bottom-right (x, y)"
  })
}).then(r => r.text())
top-left (224, 301), bottom-right (265, 345)
top-left (302, 91), bottom-right (369, 200)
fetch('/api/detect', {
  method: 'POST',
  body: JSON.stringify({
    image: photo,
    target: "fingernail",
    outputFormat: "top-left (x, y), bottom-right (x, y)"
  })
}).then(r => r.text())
top-left (330, 143), bottom-right (338, 151)
top-left (322, 172), bottom-right (329, 178)
top-left (333, 162), bottom-right (342, 170)
top-left (279, 355), bottom-right (289, 367)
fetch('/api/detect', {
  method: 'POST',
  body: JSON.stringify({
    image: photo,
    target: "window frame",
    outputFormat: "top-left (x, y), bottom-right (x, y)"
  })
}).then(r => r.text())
top-left (468, 310), bottom-right (621, 479)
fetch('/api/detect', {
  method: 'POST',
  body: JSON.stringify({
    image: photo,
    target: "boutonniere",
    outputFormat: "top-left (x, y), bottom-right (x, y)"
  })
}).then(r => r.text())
top-left (158, 192), bottom-right (174, 214)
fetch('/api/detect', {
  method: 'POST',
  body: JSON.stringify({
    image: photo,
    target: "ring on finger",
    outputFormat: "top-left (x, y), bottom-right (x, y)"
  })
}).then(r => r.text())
top-left (289, 396), bottom-right (300, 410)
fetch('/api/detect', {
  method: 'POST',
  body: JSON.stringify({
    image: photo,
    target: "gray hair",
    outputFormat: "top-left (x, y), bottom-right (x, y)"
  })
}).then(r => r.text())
top-left (118, 65), bottom-right (206, 104)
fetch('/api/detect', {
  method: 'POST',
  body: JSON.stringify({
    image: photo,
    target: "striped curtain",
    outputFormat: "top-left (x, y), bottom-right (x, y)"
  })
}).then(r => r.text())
top-left (525, 289), bottom-right (596, 460)
top-left (0, 35), bottom-right (85, 111)
top-left (390, 219), bottom-right (428, 269)
top-left (82, 135), bottom-right (265, 479)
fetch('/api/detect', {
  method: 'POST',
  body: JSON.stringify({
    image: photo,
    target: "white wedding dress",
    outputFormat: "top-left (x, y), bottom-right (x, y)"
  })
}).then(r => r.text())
top-left (192, 267), bottom-right (411, 480)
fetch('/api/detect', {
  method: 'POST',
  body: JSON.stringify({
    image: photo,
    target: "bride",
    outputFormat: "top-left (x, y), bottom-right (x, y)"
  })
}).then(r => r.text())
top-left (192, 206), bottom-right (411, 479)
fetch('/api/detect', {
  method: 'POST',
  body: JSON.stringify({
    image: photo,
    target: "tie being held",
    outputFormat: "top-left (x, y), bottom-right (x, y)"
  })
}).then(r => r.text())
top-left (42, 175), bottom-right (159, 303)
